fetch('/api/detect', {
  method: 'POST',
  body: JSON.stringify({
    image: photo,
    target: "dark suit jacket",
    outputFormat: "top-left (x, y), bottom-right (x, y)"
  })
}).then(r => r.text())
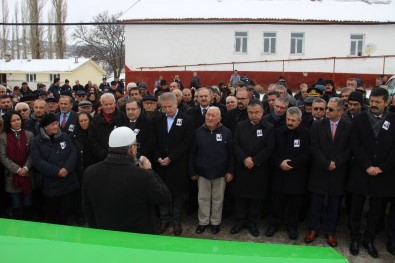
top-left (129, 114), bottom-right (156, 162)
top-left (153, 111), bottom-right (194, 196)
top-left (348, 111), bottom-right (395, 197)
top-left (186, 105), bottom-right (206, 129)
top-left (308, 118), bottom-right (352, 195)
top-left (57, 110), bottom-right (79, 134)
top-left (223, 107), bottom-right (248, 134)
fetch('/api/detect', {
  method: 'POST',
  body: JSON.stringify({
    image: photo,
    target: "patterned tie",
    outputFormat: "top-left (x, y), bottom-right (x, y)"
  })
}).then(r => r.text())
top-left (61, 114), bottom-right (67, 129)
top-left (331, 122), bottom-right (337, 139)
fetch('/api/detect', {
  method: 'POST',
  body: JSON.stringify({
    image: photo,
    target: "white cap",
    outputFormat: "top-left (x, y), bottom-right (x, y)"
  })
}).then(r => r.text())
top-left (108, 127), bottom-right (136, 148)
top-left (127, 82), bottom-right (137, 90)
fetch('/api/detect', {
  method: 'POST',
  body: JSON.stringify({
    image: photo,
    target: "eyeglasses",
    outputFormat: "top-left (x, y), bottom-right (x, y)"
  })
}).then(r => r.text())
top-left (313, 107), bottom-right (325, 111)
top-left (236, 97), bottom-right (248, 101)
top-left (17, 109), bottom-right (29, 113)
top-left (326, 107), bottom-right (336, 112)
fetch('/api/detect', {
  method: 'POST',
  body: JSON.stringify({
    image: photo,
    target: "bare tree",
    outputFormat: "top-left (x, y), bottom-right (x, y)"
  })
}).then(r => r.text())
top-left (51, 0), bottom-right (67, 59)
top-left (14, 1), bottom-right (21, 59)
top-left (21, 1), bottom-right (28, 59)
top-left (1, 0), bottom-right (9, 58)
top-left (47, 10), bottom-right (54, 59)
top-left (27, 0), bottom-right (45, 59)
top-left (73, 11), bottom-right (125, 78)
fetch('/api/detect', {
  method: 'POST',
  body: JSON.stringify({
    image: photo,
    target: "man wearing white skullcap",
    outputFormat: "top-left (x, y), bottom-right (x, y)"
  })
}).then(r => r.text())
top-left (82, 127), bottom-right (170, 234)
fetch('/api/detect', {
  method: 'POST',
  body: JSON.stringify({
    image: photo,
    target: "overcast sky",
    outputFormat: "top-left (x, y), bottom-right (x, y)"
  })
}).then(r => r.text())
top-left (65, 0), bottom-right (136, 22)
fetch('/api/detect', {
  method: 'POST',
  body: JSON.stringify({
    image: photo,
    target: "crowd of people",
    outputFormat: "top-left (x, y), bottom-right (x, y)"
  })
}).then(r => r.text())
top-left (0, 72), bottom-right (394, 259)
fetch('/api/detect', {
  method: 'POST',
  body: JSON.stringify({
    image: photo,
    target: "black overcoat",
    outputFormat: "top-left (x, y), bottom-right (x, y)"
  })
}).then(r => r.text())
top-left (271, 125), bottom-right (311, 194)
top-left (231, 118), bottom-right (275, 199)
top-left (348, 111), bottom-right (395, 197)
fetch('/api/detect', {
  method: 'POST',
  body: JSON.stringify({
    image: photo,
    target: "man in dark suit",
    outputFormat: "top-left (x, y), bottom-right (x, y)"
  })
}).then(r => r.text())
top-left (348, 87), bottom-right (395, 258)
top-left (230, 99), bottom-right (275, 237)
top-left (153, 92), bottom-right (194, 236)
top-left (125, 99), bottom-right (156, 162)
top-left (265, 107), bottom-right (311, 240)
top-left (186, 87), bottom-right (212, 129)
top-left (83, 127), bottom-right (170, 234)
top-left (223, 89), bottom-right (250, 134)
top-left (263, 97), bottom-right (288, 128)
top-left (304, 97), bottom-right (351, 248)
top-left (57, 95), bottom-right (78, 134)
top-left (88, 93), bottom-right (128, 165)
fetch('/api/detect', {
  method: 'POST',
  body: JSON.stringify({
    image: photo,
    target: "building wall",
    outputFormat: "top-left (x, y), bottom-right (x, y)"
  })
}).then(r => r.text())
top-left (125, 23), bottom-right (395, 90)
top-left (125, 23), bottom-right (395, 68)
top-left (4, 61), bottom-right (104, 90)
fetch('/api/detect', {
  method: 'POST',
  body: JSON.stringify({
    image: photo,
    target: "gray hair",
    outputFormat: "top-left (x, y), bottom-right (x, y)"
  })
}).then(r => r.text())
top-left (341, 87), bottom-right (355, 94)
top-left (287, 106), bottom-right (302, 120)
top-left (100, 93), bottom-right (116, 103)
top-left (275, 97), bottom-right (289, 107)
top-left (226, 95), bottom-right (236, 103)
top-left (159, 92), bottom-right (177, 104)
top-left (0, 85), bottom-right (6, 92)
top-left (312, 98), bottom-right (327, 106)
top-left (274, 84), bottom-right (286, 92)
top-left (207, 106), bottom-right (221, 117)
top-left (197, 87), bottom-right (212, 96)
top-left (15, 102), bottom-right (30, 111)
top-left (329, 97), bottom-right (346, 110)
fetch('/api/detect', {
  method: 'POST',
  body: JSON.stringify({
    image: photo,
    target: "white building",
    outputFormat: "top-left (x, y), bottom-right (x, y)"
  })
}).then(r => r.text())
top-left (0, 58), bottom-right (105, 89)
top-left (120, 0), bottom-right (395, 89)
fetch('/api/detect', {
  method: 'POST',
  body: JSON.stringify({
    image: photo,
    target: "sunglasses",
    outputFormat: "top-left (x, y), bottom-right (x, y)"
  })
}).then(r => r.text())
top-left (326, 107), bottom-right (336, 112)
top-left (17, 109), bottom-right (29, 113)
top-left (313, 107), bottom-right (325, 111)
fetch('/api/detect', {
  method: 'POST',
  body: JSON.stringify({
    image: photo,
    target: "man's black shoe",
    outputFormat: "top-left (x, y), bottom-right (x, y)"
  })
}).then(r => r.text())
top-left (195, 225), bottom-right (207, 234)
top-left (265, 225), bottom-right (279, 237)
top-left (288, 228), bottom-right (299, 240)
top-left (230, 223), bottom-right (244, 234)
top-left (248, 224), bottom-right (260, 237)
top-left (211, 225), bottom-right (220, 234)
top-left (362, 240), bottom-right (378, 258)
top-left (349, 241), bottom-right (360, 256)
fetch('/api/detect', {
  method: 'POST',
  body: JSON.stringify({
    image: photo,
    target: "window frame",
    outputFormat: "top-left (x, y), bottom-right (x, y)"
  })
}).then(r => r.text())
top-left (234, 31), bottom-right (248, 54)
top-left (290, 32), bottom-right (305, 55)
top-left (26, 73), bottom-right (36, 83)
top-left (49, 73), bottom-right (60, 83)
top-left (350, 34), bottom-right (365, 56)
top-left (263, 32), bottom-right (277, 54)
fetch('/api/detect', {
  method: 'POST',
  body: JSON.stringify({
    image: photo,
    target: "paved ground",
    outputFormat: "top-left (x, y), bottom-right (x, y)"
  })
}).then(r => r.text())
top-left (160, 208), bottom-right (394, 263)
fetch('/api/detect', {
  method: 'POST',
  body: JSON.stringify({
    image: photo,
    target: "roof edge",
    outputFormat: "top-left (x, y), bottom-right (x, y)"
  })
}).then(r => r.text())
top-left (119, 18), bottom-right (395, 25)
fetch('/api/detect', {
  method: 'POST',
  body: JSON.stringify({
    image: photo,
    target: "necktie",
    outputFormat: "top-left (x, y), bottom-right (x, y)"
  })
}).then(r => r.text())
top-left (331, 122), bottom-right (337, 139)
top-left (61, 114), bottom-right (67, 129)
top-left (130, 121), bottom-right (136, 130)
top-left (202, 108), bottom-right (207, 117)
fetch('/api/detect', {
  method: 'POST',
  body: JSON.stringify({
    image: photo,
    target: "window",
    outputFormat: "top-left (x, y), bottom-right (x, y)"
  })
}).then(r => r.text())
top-left (350, 34), bottom-right (364, 56)
top-left (50, 73), bottom-right (60, 82)
top-left (235, 32), bottom-right (248, 53)
top-left (26, 74), bottom-right (36, 82)
top-left (290, 32), bottom-right (304, 55)
top-left (263, 32), bottom-right (276, 54)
